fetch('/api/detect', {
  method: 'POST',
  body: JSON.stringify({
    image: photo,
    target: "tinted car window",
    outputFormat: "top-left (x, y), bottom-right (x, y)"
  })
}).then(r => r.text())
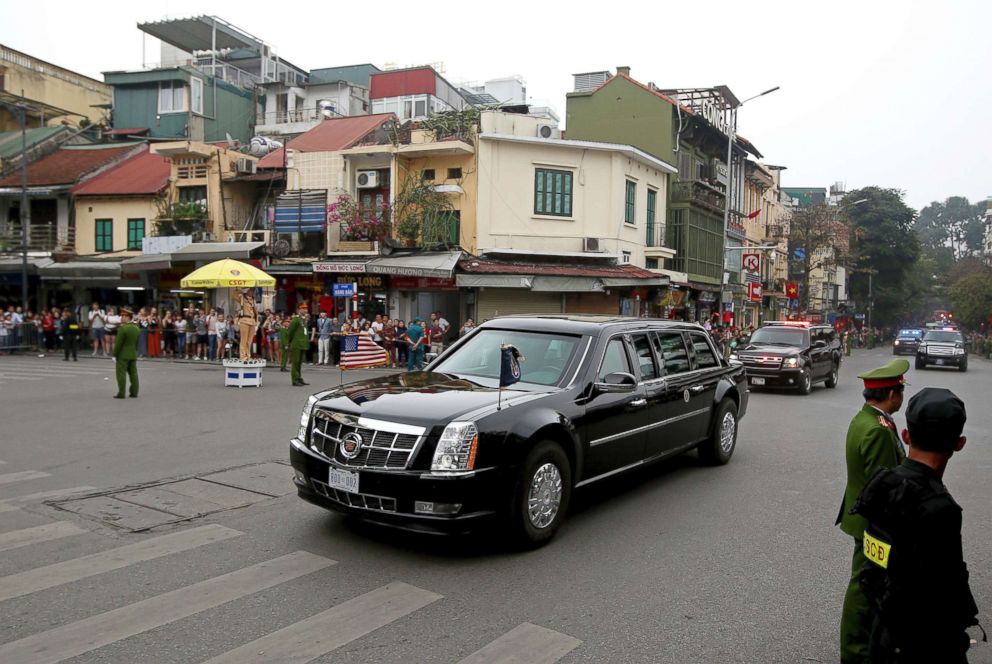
top-left (923, 331), bottom-right (963, 343)
top-left (631, 334), bottom-right (658, 381)
top-left (432, 329), bottom-right (579, 386)
top-left (599, 337), bottom-right (631, 381)
top-left (689, 333), bottom-right (719, 369)
top-left (655, 331), bottom-right (690, 374)
top-left (749, 327), bottom-right (808, 347)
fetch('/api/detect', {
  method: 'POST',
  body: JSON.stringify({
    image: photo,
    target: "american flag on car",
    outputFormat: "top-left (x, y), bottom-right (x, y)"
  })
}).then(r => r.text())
top-left (340, 333), bottom-right (389, 370)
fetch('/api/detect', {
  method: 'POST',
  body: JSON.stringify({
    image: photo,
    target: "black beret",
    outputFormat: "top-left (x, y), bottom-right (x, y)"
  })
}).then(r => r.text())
top-left (906, 387), bottom-right (966, 432)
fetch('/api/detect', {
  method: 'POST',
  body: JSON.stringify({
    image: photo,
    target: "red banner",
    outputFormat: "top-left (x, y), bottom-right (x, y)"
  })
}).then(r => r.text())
top-left (786, 282), bottom-right (799, 299)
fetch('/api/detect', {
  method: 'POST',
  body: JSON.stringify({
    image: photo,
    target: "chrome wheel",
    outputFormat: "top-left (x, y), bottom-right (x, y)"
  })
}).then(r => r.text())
top-left (719, 411), bottom-right (736, 455)
top-left (527, 462), bottom-right (563, 529)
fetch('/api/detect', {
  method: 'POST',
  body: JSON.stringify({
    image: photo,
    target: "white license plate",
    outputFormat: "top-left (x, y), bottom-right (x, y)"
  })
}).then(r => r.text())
top-left (328, 467), bottom-right (359, 494)
top-left (751, 377), bottom-right (766, 386)
top-left (935, 359), bottom-right (944, 365)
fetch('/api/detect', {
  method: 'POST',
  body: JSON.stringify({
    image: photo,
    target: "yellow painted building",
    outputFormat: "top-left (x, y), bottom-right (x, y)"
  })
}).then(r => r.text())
top-left (151, 141), bottom-right (258, 240)
top-left (72, 147), bottom-right (171, 256)
top-left (0, 44), bottom-right (111, 130)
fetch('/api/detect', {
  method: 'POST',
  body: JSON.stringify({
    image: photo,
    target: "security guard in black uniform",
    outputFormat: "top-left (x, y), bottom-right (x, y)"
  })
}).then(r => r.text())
top-left (852, 388), bottom-right (984, 663)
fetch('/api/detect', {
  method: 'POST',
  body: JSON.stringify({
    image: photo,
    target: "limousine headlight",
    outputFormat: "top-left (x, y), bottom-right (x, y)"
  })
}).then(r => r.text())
top-left (782, 356), bottom-right (800, 368)
top-left (953, 347), bottom-right (965, 355)
top-left (432, 422), bottom-right (479, 472)
top-left (299, 395), bottom-right (318, 441)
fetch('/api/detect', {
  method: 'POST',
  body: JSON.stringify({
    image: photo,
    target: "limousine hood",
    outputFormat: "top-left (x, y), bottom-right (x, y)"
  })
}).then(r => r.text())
top-left (312, 371), bottom-right (549, 427)
top-left (739, 344), bottom-right (803, 356)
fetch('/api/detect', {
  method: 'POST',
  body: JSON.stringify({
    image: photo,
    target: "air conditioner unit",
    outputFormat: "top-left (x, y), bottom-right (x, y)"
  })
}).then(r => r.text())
top-left (536, 123), bottom-right (560, 139)
top-left (194, 231), bottom-right (216, 242)
top-left (357, 170), bottom-right (379, 188)
top-left (236, 158), bottom-right (257, 174)
top-left (583, 237), bottom-right (602, 253)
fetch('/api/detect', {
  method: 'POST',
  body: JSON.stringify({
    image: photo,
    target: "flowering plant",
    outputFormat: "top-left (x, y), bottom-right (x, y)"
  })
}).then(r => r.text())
top-left (327, 194), bottom-right (390, 241)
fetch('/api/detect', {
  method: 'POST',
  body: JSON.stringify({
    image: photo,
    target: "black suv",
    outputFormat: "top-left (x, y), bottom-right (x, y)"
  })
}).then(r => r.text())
top-left (916, 329), bottom-right (968, 372)
top-left (290, 316), bottom-right (748, 545)
top-left (733, 322), bottom-right (842, 394)
top-left (892, 328), bottom-right (925, 356)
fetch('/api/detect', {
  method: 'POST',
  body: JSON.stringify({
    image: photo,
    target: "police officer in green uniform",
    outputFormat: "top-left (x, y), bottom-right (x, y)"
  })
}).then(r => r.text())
top-left (853, 388), bottom-right (982, 663)
top-left (279, 317), bottom-right (290, 372)
top-left (837, 358), bottom-right (909, 663)
top-left (113, 308), bottom-right (140, 399)
top-left (287, 307), bottom-right (309, 386)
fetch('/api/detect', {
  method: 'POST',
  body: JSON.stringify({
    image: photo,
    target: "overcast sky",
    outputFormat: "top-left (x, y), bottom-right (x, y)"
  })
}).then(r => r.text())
top-left (3, 0), bottom-right (989, 210)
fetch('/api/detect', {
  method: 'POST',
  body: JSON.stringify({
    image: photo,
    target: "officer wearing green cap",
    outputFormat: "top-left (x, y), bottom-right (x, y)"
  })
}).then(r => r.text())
top-left (112, 307), bottom-right (140, 399)
top-left (837, 358), bottom-right (909, 662)
top-left (287, 306), bottom-right (309, 386)
top-left (853, 387), bottom-right (981, 662)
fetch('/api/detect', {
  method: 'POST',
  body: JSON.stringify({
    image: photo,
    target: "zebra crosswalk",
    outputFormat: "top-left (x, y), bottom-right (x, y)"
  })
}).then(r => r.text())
top-left (0, 358), bottom-right (113, 384)
top-left (0, 512), bottom-right (584, 663)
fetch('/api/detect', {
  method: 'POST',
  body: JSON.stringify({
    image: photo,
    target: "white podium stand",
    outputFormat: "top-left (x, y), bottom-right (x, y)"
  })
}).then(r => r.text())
top-left (223, 359), bottom-right (266, 387)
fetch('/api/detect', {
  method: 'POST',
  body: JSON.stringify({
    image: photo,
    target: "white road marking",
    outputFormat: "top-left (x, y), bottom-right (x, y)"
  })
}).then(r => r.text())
top-left (0, 470), bottom-right (50, 486)
top-left (0, 550), bottom-right (335, 664)
top-left (0, 521), bottom-right (86, 553)
top-left (0, 374), bottom-right (43, 380)
top-left (0, 486), bottom-right (97, 514)
top-left (202, 581), bottom-right (442, 664)
top-left (457, 622), bottom-right (582, 664)
top-left (0, 523), bottom-right (242, 602)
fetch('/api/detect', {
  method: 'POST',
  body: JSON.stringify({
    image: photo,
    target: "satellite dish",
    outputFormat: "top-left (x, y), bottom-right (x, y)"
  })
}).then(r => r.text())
top-left (318, 100), bottom-right (336, 118)
top-left (248, 136), bottom-right (283, 157)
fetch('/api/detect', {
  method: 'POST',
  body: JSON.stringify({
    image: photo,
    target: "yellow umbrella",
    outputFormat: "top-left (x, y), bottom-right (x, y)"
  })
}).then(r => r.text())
top-left (180, 258), bottom-right (276, 289)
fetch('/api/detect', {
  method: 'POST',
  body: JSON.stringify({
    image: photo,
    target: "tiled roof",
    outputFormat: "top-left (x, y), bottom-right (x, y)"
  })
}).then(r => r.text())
top-left (71, 147), bottom-right (170, 196)
top-left (459, 257), bottom-right (658, 279)
top-left (258, 114), bottom-right (396, 168)
top-left (0, 144), bottom-right (138, 188)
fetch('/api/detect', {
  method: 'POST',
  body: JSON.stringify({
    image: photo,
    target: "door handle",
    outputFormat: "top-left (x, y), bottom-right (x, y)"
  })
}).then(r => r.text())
top-left (689, 385), bottom-right (705, 393)
top-left (630, 398), bottom-right (647, 408)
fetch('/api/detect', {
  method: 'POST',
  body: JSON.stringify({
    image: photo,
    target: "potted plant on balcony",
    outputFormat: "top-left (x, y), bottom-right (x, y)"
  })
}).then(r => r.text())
top-left (327, 194), bottom-right (388, 251)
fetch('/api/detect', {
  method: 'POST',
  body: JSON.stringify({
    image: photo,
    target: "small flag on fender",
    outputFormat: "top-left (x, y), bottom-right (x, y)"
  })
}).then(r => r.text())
top-left (499, 344), bottom-right (523, 387)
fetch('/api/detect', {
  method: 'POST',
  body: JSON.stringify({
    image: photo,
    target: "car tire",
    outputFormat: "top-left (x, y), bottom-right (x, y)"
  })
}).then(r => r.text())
top-left (960, 361), bottom-right (968, 373)
top-left (798, 368), bottom-right (812, 395)
top-left (915, 357), bottom-right (925, 370)
top-left (825, 363), bottom-right (839, 389)
top-left (698, 399), bottom-right (738, 465)
top-left (508, 440), bottom-right (572, 547)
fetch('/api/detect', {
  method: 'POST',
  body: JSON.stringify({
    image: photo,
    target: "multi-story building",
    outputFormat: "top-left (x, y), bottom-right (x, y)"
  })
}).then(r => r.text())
top-left (0, 44), bottom-right (112, 131)
top-left (783, 186), bottom-right (849, 319)
top-left (104, 16), bottom-right (306, 145)
top-left (370, 67), bottom-right (469, 122)
top-left (255, 64), bottom-right (380, 139)
top-left (567, 68), bottom-right (762, 323)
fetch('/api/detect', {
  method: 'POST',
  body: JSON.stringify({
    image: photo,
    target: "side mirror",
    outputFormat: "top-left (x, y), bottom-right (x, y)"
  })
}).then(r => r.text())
top-left (594, 371), bottom-right (637, 393)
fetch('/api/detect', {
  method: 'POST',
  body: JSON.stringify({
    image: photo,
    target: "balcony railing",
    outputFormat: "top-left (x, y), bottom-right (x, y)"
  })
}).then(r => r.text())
top-left (0, 223), bottom-right (75, 253)
top-left (256, 108), bottom-right (342, 127)
top-left (671, 180), bottom-right (725, 213)
top-left (645, 221), bottom-right (666, 248)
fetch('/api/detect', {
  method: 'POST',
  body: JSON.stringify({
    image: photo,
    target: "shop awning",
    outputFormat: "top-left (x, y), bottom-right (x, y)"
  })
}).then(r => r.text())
top-left (171, 242), bottom-right (265, 262)
top-left (121, 254), bottom-right (172, 271)
top-left (456, 274), bottom-right (532, 289)
top-left (601, 275), bottom-right (669, 287)
top-left (366, 251), bottom-right (461, 279)
top-left (0, 257), bottom-right (53, 273)
top-left (531, 276), bottom-right (604, 292)
top-left (38, 260), bottom-right (122, 280)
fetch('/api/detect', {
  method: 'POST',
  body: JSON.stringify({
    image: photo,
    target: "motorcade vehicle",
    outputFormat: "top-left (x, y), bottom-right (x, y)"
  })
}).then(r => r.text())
top-left (892, 328), bottom-right (925, 356)
top-left (916, 329), bottom-right (968, 371)
top-left (732, 321), bottom-right (842, 395)
top-left (289, 316), bottom-right (748, 545)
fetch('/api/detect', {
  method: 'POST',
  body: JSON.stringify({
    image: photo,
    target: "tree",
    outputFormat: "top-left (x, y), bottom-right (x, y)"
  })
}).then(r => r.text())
top-left (844, 187), bottom-right (920, 326)
top-left (914, 196), bottom-right (985, 259)
top-left (788, 204), bottom-right (846, 312)
top-left (948, 267), bottom-right (992, 330)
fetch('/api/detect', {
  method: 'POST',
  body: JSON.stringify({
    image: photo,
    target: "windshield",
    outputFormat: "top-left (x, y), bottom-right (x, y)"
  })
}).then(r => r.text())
top-left (748, 327), bottom-right (808, 347)
top-left (923, 331), bottom-right (962, 343)
top-left (898, 329), bottom-right (923, 338)
top-left (432, 329), bottom-right (580, 386)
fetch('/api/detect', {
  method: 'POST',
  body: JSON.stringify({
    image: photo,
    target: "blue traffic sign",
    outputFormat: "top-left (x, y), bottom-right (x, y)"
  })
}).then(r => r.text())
top-left (332, 283), bottom-right (355, 297)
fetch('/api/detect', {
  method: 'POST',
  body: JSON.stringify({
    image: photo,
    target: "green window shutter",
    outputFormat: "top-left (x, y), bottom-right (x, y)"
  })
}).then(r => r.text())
top-left (625, 180), bottom-right (636, 224)
top-left (127, 219), bottom-right (145, 250)
top-left (95, 219), bottom-right (113, 252)
top-left (534, 168), bottom-right (574, 218)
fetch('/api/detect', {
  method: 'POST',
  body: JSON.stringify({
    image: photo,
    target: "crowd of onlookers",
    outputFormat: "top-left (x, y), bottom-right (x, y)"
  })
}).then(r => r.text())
top-left (2, 303), bottom-right (479, 370)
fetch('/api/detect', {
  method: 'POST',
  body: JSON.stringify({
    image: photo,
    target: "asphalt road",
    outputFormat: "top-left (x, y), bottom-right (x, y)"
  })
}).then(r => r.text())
top-left (0, 350), bottom-right (988, 663)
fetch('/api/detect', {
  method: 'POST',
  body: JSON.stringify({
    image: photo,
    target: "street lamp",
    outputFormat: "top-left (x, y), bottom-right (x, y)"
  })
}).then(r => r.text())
top-left (721, 86), bottom-right (780, 317)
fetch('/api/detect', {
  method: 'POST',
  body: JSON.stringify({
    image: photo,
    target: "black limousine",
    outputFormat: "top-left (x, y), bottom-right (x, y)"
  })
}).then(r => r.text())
top-left (290, 316), bottom-right (748, 545)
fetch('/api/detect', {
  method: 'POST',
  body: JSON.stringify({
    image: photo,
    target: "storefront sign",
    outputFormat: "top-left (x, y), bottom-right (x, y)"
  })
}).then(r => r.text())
top-left (313, 262), bottom-right (367, 273)
top-left (336, 275), bottom-right (384, 288)
top-left (747, 282), bottom-right (763, 302)
top-left (742, 253), bottom-right (760, 273)
top-left (366, 264), bottom-right (448, 278)
top-left (390, 276), bottom-right (457, 290)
